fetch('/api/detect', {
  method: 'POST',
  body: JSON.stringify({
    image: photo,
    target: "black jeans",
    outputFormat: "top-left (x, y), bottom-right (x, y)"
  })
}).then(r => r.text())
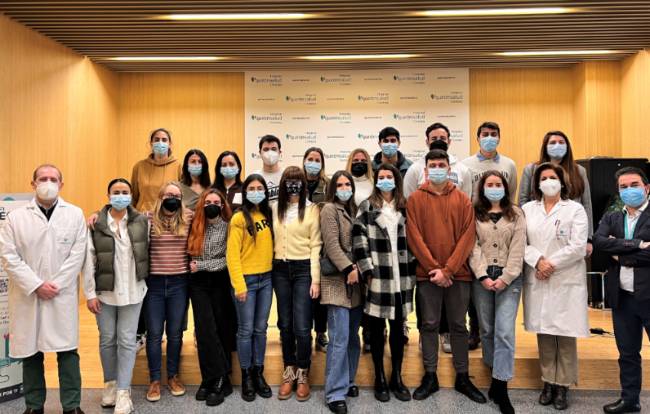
top-left (190, 270), bottom-right (235, 382)
top-left (612, 290), bottom-right (650, 404)
top-left (273, 259), bottom-right (313, 369)
top-left (368, 295), bottom-right (405, 375)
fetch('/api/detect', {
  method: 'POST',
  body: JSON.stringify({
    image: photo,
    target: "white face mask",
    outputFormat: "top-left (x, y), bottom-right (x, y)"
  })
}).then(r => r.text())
top-left (261, 150), bottom-right (280, 166)
top-left (36, 181), bottom-right (59, 201)
top-left (539, 178), bottom-right (561, 197)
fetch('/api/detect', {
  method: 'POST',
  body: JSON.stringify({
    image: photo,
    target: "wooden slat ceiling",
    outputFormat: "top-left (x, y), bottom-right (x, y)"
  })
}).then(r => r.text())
top-left (2, 1), bottom-right (650, 71)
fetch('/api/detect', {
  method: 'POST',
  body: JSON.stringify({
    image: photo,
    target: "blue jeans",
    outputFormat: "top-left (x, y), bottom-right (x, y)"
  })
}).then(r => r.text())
top-left (325, 305), bottom-right (362, 403)
top-left (144, 275), bottom-right (189, 381)
top-left (233, 272), bottom-right (273, 369)
top-left (472, 270), bottom-right (522, 381)
top-left (272, 260), bottom-right (313, 369)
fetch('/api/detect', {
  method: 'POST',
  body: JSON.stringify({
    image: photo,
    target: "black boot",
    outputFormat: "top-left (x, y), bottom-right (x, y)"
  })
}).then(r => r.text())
top-left (538, 382), bottom-right (554, 406)
top-left (251, 365), bottom-right (272, 398)
top-left (490, 378), bottom-right (515, 414)
top-left (373, 363), bottom-right (390, 402)
top-left (413, 372), bottom-right (439, 400)
top-left (241, 368), bottom-right (256, 402)
top-left (195, 379), bottom-right (213, 401)
top-left (553, 386), bottom-right (568, 410)
top-left (206, 377), bottom-right (225, 407)
top-left (389, 369), bottom-right (411, 401)
top-left (455, 373), bottom-right (487, 404)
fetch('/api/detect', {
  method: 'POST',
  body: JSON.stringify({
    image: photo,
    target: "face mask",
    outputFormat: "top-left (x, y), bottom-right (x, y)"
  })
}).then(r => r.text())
top-left (304, 161), bottom-right (322, 176)
top-left (351, 162), bottom-right (368, 177)
top-left (204, 204), bottom-right (222, 219)
top-left (336, 189), bottom-right (353, 202)
top-left (36, 181), bottom-right (59, 201)
top-left (376, 178), bottom-right (396, 193)
top-left (429, 140), bottom-right (449, 152)
top-left (188, 164), bottom-right (202, 177)
top-left (220, 166), bottom-right (239, 179)
top-left (539, 179), bottom-right (562, 197)
top-left (547, 143), bottom-right (567, 160)
top-left (286, 181), bottom-right (303, 195)
top-left (261, 150), bottom-right (280, 166)
top-left (246, 190), bottom-right (266, 205)
top-left (484, 187), bottom-right (505, 202)
top-left (162, 197), bottom-right (181, 212)
top-left (152, 141), bottom-right (169, 156)
top-left (428, 168), bottom-right (448, 184)
top-left (479, 136), bottom-right (499, 153)
top-left (620, 187), bottom-right (647, 208)
top-left (381, 142), bottom-right (398, 157)
top-left (110, 194), bottom-right (132, 211)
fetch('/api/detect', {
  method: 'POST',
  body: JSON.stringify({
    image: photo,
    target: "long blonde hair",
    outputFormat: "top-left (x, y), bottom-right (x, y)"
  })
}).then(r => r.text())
top-left (345, 148), bottom-right (374, 183)
top-left (152, 181), bottom-right (189, 236)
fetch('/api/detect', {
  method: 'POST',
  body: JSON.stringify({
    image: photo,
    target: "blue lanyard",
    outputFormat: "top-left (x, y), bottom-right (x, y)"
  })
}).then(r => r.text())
top-left (624, 213), bottom-right (638, 240)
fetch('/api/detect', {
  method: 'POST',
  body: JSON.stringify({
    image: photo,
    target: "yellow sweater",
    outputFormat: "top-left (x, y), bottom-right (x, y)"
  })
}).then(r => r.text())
top-left (226, 210), bottom-right (274, 295)
top-left (131, 155), bottom-right (182, 212)
top-left (272, 203), bottom-right (322, 283)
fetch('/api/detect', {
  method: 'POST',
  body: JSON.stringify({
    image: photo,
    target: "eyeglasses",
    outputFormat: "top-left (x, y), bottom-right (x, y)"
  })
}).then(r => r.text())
top-left (163, 194), bottom-right (181, 200)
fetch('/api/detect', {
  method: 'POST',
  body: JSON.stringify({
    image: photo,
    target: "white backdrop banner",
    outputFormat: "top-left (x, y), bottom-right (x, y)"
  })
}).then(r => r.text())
top-left (244, 68), bottom-right (470, 174)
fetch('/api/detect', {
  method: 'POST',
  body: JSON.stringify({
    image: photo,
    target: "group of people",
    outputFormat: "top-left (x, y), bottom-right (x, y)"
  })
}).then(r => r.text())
top-left (1, 121), bottom-right (648, 414)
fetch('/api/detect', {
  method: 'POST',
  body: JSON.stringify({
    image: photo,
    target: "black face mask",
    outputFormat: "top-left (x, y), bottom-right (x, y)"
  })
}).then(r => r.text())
top-left (429, 139), bottom-right (449, 152)
top-left (351, 162), bottom-right (368, 177)
top-left (162, 197), bottom-right (181, 212)
top-left (286, 181), bottom-right (303, 195)
top-left (205, 204), bottom-right (221, 219)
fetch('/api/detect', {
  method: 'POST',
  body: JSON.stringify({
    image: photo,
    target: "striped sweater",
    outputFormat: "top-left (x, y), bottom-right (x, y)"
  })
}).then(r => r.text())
top-left (149, 223), bottom-right (190, 275)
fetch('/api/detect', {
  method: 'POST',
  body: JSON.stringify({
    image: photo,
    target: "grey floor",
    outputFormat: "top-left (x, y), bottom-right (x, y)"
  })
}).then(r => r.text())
top-left (2, 386), bottom-right (649, 414)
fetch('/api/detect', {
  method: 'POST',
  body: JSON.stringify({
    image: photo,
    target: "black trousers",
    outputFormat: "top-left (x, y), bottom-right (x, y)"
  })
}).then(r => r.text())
top-left (612, 290), bottom-right (650, 404)
top-left (313, 298), bottom-right (328, 334)
top-left (368, 299), bottom-right (405, 376)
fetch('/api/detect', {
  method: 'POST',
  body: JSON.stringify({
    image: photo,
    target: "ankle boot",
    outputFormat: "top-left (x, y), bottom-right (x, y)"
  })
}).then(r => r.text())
top-left (538, 382), bottom-right (554, 406)
top-left (554, 386), bottom-right (568, 410)
top-left (373, 363), bottom-right (390, 402)
top-left (252, 365), bottom-right (272, 398)
top-left (490, 378), bottom-right (515, 414)
top-left (413, 372), bottom-right (439, 400)
top-left (206, 377), bottom-right (225, 407)
top-left (241, 368), bottom-right (256, 402)
top-left (455, 373), bottom-right (487, 404)
top-left (389, 369), bottom-right (411, 401)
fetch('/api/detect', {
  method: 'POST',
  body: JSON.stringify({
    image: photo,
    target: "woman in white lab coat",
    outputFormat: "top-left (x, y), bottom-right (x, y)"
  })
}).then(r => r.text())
top-left (522, 162), bottom-right (589, 411)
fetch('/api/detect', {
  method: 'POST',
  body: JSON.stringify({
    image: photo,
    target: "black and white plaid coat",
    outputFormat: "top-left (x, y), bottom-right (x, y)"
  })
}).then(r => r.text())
top-left (352, 200), bottom-right (416, 320)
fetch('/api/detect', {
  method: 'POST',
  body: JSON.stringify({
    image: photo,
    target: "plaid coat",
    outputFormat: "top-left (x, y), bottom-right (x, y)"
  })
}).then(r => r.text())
top-left (352, 200), bottom-right (416, 320)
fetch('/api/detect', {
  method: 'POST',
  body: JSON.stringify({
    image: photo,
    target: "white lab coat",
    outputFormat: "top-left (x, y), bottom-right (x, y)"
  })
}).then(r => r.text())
top-left (522, 199), bottom-right (590, 338)
top-left (0, 198), bottom-right (86, 358)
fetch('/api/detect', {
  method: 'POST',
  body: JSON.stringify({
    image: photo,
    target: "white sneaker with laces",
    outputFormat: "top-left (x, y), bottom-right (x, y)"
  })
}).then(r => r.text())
top-left (441, 333), bottom-right (452, 354)
top-left (101, 380), bottom-right (117, 407)
top-left (114, 389), bottom-right (134, 414)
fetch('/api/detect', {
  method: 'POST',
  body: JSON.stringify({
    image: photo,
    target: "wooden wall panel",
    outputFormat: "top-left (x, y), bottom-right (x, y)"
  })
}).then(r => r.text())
top-left (621, 49), bottom-right (650, 159)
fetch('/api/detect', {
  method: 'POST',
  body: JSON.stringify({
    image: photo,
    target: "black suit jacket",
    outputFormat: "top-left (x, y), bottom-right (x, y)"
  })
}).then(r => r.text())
top-left (593, 208), bottom-right (650, 308)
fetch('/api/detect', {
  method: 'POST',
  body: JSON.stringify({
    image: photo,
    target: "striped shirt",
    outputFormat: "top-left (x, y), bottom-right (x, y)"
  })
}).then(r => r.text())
top-left (150, 222), bottom-right (190, 275)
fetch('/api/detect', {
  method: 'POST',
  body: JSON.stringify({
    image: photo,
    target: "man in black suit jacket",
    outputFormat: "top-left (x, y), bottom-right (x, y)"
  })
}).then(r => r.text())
top-left (593, 166), bottom-right (650, 414)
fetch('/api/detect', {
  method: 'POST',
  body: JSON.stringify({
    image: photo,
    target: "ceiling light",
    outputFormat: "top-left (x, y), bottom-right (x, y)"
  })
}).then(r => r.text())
top-left (301, 54), bottom-right (417, 61)
top-left (414, 7), bottom-right (575, 17)
top-left (496, 50), bottom-right (619, 57)
top-left (160, 13), bottom-right (314, 20)
top-left (106, 56), bottom-right (222, 62)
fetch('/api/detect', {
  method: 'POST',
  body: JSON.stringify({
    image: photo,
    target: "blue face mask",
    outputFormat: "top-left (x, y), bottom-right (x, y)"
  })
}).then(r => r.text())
top-left (110, 194), bottom-right (132, 211)
top-left (381, 142), bottom-right (399, 157)
top-left (484, 187), bottom-right (505, 202)
top-left (479, 136), bottom-right (499, 153)
top-left (620, 187), bottom-right (647, 208)
top-left (428, 167), bottom-right (448, 184)
top-left (220, 166), bottom-right (239, 179)
top-left (246, 190), bottom-right (266, 205)
top-left (336, 189), bottom-right (353, 202)
top-left (304, 161), bottom-right (322, 176)
top-left (188, 164), bottom-right (202, 177)
top-left (376, 178), bottom-right (396, 193)
top-left (547, 143), bottom-right (567, 160)
top-left (152, 141), bottom-right (169, 156)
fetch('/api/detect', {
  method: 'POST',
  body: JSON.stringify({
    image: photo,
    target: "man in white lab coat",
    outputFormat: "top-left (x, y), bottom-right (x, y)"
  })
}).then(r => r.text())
top-left (0, 164), bottom-right (87, 414)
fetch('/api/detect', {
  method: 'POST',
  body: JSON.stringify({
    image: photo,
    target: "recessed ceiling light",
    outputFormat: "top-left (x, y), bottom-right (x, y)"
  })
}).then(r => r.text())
top-left (414, 7), bottom-right (575, 17)
top-left (107, 56), bottom-right (223, 62)
top-left (301, 54), bottom-right (417, 61)
top-left (159, 13), bottom-right (314, 20)
top-left (496, 50), bottom-right (619, 57)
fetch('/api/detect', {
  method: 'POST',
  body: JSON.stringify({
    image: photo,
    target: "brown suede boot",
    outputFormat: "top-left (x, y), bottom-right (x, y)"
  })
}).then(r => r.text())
top-left (278, 366), bottom-right (296, 400)
top-left (295, 368), bottom-right (311, 402)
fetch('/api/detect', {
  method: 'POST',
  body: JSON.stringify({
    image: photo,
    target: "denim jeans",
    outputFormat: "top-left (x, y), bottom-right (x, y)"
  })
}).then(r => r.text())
top-left (96, 301), bottom-right (143, 389)
top-left (144, 274), bottom-right (189, 381)
top-left (325, 305), bottom-right (363, 403)
top-left (272, 259), bottom-right (313, 369)
top-left (233, 272), bottom-right (273, 369)
top-left (472, 268), bottom-right (522, 381)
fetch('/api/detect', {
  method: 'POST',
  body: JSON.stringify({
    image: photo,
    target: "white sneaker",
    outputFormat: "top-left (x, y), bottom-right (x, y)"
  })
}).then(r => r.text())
top-left (101, 380), bottom-right (117, 407)
top-left (114, 389), bottom-right (134, 414)
top-left (441, 333), bottom-right (452, 354)
top-left (136, 335), bottom-right (146, 354)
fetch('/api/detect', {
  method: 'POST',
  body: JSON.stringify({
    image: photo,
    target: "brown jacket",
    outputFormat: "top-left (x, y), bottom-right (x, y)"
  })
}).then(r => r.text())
top-left (131, 155), bottom-right (182, 212)
top-left (406, 181), bottom-right (475, 281)
top-left (319, 202), bottom-right (363, 308)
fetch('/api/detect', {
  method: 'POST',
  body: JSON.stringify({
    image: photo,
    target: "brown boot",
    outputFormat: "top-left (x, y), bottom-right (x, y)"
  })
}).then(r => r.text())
top-left (278, 366), bottom-right (296, 400)
top-left (168, 375), bottom-right (186, 397)
top-left (146, 381), bottom-right (161, 402)
top-left (295, 368), bottom-right (311, 402)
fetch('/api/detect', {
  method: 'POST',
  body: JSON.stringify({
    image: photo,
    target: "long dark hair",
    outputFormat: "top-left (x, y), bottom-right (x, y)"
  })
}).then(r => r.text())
top-left (474, 170), bottom-right (518, 222)
top-left (181, 149), bottom-right (211, 188)
top-left (149, 128), bottom-right (172, 156)
top-left (367, 163), bottom-right (407, 210)
top-left (325, 170), bottom-right (357, 217)
top-left (213, 151), bottom-right (243, 192)
top-left (277, 166), bottom-right (308, 223)
top-left (532, 162), bottom-right (570, 201)
top-left (537, 131), bottom-right (584, 199)
top-left (302, 147), bottom-right (327, 182)
top-left (240, 174), bottom-right (272, 241)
